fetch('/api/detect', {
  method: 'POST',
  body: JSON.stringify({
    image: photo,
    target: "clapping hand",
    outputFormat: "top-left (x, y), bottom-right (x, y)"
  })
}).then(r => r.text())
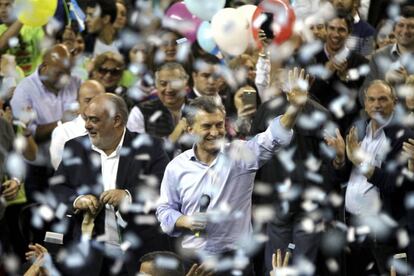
top-left (345, 126), bottom-right (363, 167)
top-left (324, 128), bottom-right (346, 167)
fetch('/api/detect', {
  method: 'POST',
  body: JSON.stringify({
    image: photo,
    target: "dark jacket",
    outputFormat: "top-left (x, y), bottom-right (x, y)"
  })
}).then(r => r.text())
top-left (251, 97), bottom-right (336, 214)
top-left (51, 130), bottom-right (170, 275)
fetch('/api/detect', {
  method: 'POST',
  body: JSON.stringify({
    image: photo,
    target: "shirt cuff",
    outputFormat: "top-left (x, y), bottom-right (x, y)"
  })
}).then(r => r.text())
top-left (73, 195), bottom-right (83, 209)
top-left (124, 189), bottom-right (132, 204)
top-left (268, 116), bottom-right (294, 146)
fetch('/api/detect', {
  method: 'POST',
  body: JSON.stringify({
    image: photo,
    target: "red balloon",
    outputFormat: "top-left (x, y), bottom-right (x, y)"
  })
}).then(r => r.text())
top-left (252, 0), bottom-right (296, 47)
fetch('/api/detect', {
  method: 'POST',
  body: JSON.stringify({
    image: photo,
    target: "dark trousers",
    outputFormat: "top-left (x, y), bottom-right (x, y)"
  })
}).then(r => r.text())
top-left (344, 212), bottom-right (397, 276)
top-left (264, 212), bottom-right (321, 274)
top-left (25, 164), bottom-right (54, 203)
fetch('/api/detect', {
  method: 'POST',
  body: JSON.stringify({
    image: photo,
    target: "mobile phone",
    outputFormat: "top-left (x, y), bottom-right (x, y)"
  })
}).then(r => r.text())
top-left (242, 89), bottom-right (257, 107)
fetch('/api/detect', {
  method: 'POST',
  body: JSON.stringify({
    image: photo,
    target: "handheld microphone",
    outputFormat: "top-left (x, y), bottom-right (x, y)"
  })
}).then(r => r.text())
top-left (195, 194), bottom-right (210, 237)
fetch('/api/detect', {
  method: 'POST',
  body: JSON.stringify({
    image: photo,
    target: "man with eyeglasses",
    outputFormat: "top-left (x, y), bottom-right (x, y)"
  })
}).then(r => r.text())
top-left (10, 44), bottom-right (81, 201)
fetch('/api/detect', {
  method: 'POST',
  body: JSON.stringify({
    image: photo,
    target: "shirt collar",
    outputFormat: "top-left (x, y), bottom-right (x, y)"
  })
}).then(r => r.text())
top-left (353, 13), bottom-right (360, 23)
top-left (188, 143), bottom-right (225, 165)
top-left (91, 128), bottom-right (126, 158)
top-left (391, 43), bottom-right (401, 57)
top-left (366, 113), bottom-right (393, 139)
top-left (193, 87), bottom-right (222, 103)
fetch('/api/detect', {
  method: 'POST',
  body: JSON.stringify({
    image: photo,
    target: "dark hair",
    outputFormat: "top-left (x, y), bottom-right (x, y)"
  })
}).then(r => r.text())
top-left (401, 4), bottom-right (414, 18)
top-left (86, 0), bottom-right (117, 23)
top-left (329, 9), bottom-right (353, 33)
top-left (139, 251), bottom-right (185, 276)
top-left (155, 62), bottom-right (189, 80)
top-left (186, 96), bottom-right (226, 126)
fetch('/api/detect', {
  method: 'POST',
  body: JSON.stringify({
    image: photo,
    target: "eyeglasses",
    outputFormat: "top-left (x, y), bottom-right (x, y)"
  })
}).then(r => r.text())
top-left (98, 67), bottom-right (123, 76)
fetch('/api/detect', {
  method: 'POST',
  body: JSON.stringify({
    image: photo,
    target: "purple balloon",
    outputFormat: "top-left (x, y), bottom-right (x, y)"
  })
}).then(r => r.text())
top-left (165, 2), bottom-right (202, 43)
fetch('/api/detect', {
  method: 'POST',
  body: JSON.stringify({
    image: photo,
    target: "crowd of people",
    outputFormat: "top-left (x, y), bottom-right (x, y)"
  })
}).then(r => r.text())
top-left (0, 0), bottom-right (414, 275)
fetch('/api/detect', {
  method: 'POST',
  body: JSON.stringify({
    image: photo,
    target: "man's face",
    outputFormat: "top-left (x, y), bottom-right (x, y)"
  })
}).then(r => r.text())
top-left (326, 18), bottom-right (350, 52)
top-left (44, 58), bottom-right (72, 90)
top-left (188, 110), bottom-right (226, 154)
top-left (192, 65), bottom-right (220, 96)
top-left (331, 0), bottom-right (354, 12)
top-left (395, 17), bottom-right (414, 48)
top-left (310, 24), bottom-right (327, 41)
top-left (156, 68), bottom-right (187, 109)
top-left (92, 59), bottom-right (123, 90)
top-left (160, 32), bottom-right (179, 62)
top-left (78, 86), bottom-right (103, 114)
top-left (86, 6), bottom-right (103, 34)
top-left (364, 83), bottom-right (396, 122)
top-left (84, 101), bottom-right (118, 151)
top-left (0, 0), bottom-right (12, 23)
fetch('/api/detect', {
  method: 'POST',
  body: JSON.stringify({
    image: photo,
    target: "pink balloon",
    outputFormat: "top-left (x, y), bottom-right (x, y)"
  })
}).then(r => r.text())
top-left (165, 2), bottom-right (202, 43)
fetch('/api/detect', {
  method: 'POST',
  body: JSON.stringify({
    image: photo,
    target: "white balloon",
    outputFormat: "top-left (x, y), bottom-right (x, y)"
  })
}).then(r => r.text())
top-left (184, 0), bottom-right (226, 21)
top-left (211, 8), bottom-right (250, 56)
top-left (236, 5), bottom-right (258, 48)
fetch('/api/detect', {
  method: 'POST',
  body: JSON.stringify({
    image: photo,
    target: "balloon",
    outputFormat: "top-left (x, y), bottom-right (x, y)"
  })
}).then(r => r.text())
top-left (165, 2), bottom-right (202, 43)
top-left (184, 0), bottom-right (226, 21)
top-left (196, 21), bottom-right (218, 54)
top-left (16, 0), bottom-right (58, 27)
top-left (211, 8), bottom-right (250, 56)
top-left (237, 5), bottom-right (258, 48)
top-left (252, 0), bottom-right (296, 46)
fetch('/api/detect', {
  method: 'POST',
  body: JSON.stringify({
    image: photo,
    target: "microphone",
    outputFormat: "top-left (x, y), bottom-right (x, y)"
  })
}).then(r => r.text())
top-left (195, 194), bottom-right (210, 237)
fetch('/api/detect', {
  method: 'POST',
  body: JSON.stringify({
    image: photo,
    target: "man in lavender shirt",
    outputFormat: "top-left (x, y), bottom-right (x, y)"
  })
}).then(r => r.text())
top-left (10, 44), bottom-right (81, 200)
top-left (156, 68), bottom-right (309, 273)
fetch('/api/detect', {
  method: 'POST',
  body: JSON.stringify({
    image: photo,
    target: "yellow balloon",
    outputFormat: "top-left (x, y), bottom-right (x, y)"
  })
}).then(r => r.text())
top-left (16, 0), bottom-right (58, 27)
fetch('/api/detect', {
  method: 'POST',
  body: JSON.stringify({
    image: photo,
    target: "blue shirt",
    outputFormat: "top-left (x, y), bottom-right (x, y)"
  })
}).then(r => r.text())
top-left (156, 116), bottom-right (293, 254)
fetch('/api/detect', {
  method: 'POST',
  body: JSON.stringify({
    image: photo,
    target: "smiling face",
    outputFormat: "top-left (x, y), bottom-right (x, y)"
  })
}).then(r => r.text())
top-left (326, 18), bottom-right (350, 52)
top-left (156, 68), bottom-right (188, 109)
top-left (92, 59), bottom-right (123, 90)
top-left (84, 97), bottom-right (123, 152)
top-left (395, 16), bottom-right (414, 49)
top-left (188, 109), bottom-right (226, 155)
top-left (86, 6), bottom-right (103, 34)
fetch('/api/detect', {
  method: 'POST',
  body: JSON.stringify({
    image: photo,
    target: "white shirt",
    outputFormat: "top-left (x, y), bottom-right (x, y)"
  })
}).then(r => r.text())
top-left (345, 119), bottom-right (391, 216)
top-left (50, 115), bottom-right (87, 170)
top-left (73, 129), bottom-right (130, 245)
top-left (127, 106), bottom-right (146, 134)
top-left (93, 38), bottom-right (120, 57)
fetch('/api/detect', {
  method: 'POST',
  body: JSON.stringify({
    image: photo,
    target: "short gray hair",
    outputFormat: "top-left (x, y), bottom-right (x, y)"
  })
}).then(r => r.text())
top-left (364, 80), bottom-right (397, 100)
top-left (186, 96), bottom-right (225, 126)
top-left (155, 62), bottom-right (189, 81)
top-left (104, 93), bottom-right (129, 125)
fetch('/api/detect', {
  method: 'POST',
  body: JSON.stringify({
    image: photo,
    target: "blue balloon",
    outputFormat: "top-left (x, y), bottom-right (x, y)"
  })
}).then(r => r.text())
top-left (184, 0), bottom-right (226, 21)
top-left (196, 21), bottom-right (218, 54)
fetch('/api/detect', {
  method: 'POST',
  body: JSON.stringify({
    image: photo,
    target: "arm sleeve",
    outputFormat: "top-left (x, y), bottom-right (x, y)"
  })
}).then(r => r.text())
top-left (156, 164), bottom-right (184, 237)
top-left (241, 116), bottom-right (293, 170)
top-left (127, 106), bottom-right (146, 133)
top-left (255, 56), bottom-right (271, 102)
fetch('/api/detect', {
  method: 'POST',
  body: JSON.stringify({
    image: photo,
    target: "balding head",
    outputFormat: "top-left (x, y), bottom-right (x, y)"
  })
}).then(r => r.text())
top-left (40, 44), bottom-right (72, 91)
top-left (78, 80), bottom-right (106, 114)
